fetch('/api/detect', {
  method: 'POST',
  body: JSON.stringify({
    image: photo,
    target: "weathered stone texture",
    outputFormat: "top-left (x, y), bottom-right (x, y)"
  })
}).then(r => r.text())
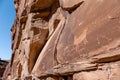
top-left (3, 0), bottom-right (120, 80)
top-left (0, 60), bottom-right (8, 80)
top-left (73, 61), bottom-right (120, 80)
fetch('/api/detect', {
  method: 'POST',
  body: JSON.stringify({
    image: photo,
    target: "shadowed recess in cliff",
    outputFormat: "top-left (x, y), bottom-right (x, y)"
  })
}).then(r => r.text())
top-left (28, 0), bottom-right (60, 73)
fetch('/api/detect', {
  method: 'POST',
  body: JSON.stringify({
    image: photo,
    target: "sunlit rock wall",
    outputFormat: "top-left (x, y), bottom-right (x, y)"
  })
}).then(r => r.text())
top-left (3, 0), bottom-right (120, 80)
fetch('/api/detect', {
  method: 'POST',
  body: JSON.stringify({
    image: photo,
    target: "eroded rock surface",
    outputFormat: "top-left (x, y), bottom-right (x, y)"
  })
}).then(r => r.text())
top-left (0, 60), bottom-right (8, 80)
top-left (3, 0), bottom-right (120, 80)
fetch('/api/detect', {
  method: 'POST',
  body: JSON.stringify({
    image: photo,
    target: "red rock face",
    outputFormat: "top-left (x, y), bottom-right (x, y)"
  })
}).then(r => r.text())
top-left (0, 60), bottom-right (8, 79)
top-left (57, 0), bottom-right (120, 63)
top-left (3, 0), bottom-right (120, 80)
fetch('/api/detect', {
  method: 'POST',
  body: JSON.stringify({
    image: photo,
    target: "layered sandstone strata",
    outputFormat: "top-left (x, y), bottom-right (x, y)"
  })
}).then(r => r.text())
top-left (3, 0), bottom-right (120, 80)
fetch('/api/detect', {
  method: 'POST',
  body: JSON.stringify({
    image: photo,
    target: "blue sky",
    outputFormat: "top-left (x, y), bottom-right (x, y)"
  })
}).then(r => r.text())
top-left (0, 0), bottom-right (16, 60)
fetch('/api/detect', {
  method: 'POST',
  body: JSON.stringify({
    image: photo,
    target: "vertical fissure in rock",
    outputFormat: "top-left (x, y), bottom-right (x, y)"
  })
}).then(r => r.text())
top-left (10, 53), bottom-right (15, 67)
top-left (16, 25), bottom-right (22, 50)
top-left (53, 17), bottom-right (66, 65)
top-left (107, 64), bottom-right (112, 80)
top-left (54, 19), bottom-right (60, 30)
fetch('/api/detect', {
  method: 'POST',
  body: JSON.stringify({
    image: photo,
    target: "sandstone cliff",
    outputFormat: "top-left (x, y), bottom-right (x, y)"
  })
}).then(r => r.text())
top-left (0, 60), bottom-right (8, 80)
top-left (3, 0), bottom-right (120, 80)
